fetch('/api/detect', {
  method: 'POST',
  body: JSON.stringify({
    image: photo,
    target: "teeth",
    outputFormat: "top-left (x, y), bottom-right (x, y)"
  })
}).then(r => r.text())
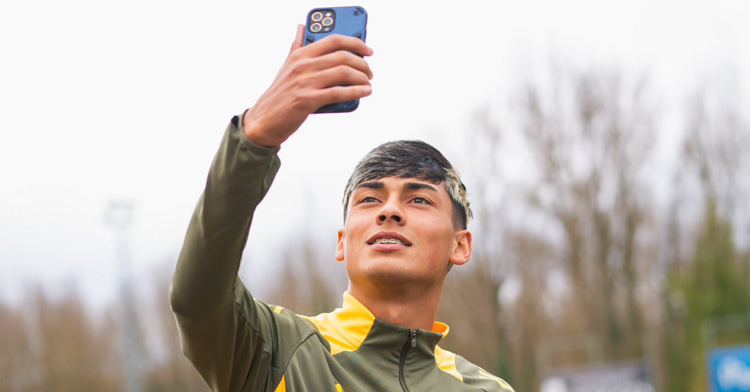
top-left (374, 238), bottom-right (404, 245)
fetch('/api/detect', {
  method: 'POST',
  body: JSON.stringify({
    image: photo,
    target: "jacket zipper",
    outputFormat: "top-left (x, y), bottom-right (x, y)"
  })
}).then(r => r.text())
top-left (398, 329), bottom-right (418, 392)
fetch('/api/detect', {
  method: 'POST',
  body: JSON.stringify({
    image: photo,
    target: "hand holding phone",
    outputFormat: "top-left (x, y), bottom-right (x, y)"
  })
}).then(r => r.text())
top-left (243, 20), bottom-right (373, 147)
top-left (304, 6), bottom-right (368, 113)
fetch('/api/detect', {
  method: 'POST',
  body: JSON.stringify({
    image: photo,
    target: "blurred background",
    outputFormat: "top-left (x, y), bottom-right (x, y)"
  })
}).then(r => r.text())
top-left (1, 0), bottom-right (749, 391)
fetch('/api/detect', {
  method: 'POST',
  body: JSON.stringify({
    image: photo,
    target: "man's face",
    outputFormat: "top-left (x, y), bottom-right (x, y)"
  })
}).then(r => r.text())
top-left (336, 176), bottom-right (472, 290)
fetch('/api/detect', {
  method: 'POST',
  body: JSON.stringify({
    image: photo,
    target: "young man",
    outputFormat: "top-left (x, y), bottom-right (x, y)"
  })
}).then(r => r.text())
top-left (170, 25), bottom-right (514, 392)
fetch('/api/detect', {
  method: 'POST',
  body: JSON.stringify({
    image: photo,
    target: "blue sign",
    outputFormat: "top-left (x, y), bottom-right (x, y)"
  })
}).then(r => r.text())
top-left (709, 345), bottom-right (750, 392)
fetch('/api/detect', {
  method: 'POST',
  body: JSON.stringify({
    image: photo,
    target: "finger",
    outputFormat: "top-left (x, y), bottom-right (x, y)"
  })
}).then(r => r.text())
top-left (311, 85), bottom-right (373, 107)
top-left (300, 50), bottom-right (373, 80)
top-left (308, 65), bottom-right (372, 89)
top-left (304, 34), bottom-right (373, 58)
top-left (290, 24), bottom-right (304, 52)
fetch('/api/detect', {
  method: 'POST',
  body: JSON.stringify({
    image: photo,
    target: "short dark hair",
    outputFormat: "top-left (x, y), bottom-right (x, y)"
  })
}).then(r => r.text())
top-left (342, 140), bottom-right (472, 229)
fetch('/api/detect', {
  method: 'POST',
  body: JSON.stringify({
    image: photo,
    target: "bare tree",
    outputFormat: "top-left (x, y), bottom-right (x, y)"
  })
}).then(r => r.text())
top-left (0, 300), bottom-right (35, 392)
top-left (519, 65), bottom-right (658, 359)
top-left (439, 63), bottom-right (663, 391)
top-left (264, 223), bottom-right (348, 317)
top-left (23, 284), bottom-right (119, 391)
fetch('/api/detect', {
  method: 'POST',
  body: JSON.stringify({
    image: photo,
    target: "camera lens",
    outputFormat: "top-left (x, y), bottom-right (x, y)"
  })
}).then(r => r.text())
top-left (310, 23), bottom-right (322, 32)
top-left (311, 12), bottom-right (323, 22)
top-left (322, 17), bottom-right (334, 27)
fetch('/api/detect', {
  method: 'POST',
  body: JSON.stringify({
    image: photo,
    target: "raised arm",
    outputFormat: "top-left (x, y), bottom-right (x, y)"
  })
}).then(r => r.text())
top-left (169, 25), bottom-right (373, 392)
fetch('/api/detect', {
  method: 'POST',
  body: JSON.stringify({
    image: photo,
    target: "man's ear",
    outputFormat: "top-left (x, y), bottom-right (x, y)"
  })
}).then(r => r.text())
top-left (449, 230), bottom-right (472, 267)
top-left (336, 229), bottom-right (345, 262)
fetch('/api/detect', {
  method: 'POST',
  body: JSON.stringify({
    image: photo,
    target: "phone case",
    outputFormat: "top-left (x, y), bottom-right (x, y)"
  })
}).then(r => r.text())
top-left (303, 6), bottom-right (368, 113)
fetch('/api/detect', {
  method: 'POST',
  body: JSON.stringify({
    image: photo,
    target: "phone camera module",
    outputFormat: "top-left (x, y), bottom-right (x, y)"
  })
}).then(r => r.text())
top-left (308, 9), bottom-right (335, 34)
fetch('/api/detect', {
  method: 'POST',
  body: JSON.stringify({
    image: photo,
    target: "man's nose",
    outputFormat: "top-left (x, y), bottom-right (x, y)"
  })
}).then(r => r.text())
top-left (377, 198), bottom-right (405, 225)
top-left (378, 214), bottom-right (401, 223)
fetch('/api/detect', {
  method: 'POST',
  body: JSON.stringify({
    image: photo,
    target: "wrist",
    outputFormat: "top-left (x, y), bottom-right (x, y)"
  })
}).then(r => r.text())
top-left (242, 109), bottom-right (281, 148)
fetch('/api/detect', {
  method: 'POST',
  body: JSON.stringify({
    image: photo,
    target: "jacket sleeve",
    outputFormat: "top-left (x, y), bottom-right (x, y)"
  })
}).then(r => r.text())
top-left (169, 114), bottom-right (282, 392)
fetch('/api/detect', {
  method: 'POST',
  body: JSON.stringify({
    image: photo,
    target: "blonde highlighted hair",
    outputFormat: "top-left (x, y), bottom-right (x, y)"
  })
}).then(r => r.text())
top-left (342, 140), bottom-right (472, 229)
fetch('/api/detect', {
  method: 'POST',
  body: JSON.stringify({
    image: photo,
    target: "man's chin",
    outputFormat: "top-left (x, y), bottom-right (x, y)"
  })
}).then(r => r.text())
top-left (353, 261), bottom-right (428, 287)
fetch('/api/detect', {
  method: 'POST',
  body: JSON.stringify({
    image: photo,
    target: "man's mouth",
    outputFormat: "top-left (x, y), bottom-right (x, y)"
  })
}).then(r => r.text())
top-left (373, 238), bottom-right (405, 246)
top-left (367, 232), bottom-right (412, 247)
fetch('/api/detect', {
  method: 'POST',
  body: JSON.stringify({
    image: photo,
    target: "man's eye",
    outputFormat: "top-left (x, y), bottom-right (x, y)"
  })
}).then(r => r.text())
top-left (412, 197), bottom-right (430, 204)
top-left (360, 196), bottom-right (378, 203)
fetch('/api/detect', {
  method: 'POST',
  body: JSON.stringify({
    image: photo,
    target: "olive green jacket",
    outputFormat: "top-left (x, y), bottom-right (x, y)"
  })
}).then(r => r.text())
top-left (170, 115), bottom-right (514, 392)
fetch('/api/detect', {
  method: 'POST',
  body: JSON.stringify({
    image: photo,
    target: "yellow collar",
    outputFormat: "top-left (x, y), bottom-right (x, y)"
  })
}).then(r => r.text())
top-left (301, 292), bottom-right (449, 355)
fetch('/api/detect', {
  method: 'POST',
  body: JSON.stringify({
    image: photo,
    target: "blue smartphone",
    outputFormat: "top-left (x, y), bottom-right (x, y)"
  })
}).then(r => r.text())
top-left (304, 6), bottom-right (368, 113)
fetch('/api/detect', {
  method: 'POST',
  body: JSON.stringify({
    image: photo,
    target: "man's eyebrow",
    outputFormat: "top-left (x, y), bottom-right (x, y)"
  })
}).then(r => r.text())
top-left (404, 182), bottom-right (439, 192)
top-left (354, 181), bottom-right (439, 192)
top-left (355, 181), bottom-right (384, 190)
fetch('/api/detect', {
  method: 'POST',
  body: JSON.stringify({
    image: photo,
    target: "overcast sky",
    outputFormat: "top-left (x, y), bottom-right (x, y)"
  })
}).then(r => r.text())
top-left (1, 0), bottom-right (748, 308)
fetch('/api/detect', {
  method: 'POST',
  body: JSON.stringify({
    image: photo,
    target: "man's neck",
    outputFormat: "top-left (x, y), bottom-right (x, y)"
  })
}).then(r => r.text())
top-left (348, 283), bottom-right (443, 331)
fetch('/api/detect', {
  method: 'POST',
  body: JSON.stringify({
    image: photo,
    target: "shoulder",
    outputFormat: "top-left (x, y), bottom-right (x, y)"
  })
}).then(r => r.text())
top-left (435, 346), bottom-right (515, 392)
top-left (252, 300), bottom-right (320, 346)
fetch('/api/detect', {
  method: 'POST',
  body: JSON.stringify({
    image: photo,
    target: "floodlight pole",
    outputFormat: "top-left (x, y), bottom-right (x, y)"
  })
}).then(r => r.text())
top-left (105, 200), bottom-right (144, 392)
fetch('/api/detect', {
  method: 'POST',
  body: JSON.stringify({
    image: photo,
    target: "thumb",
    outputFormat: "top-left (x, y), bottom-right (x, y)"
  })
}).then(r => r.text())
top-left (290, 24), bottom-right (304, 52)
